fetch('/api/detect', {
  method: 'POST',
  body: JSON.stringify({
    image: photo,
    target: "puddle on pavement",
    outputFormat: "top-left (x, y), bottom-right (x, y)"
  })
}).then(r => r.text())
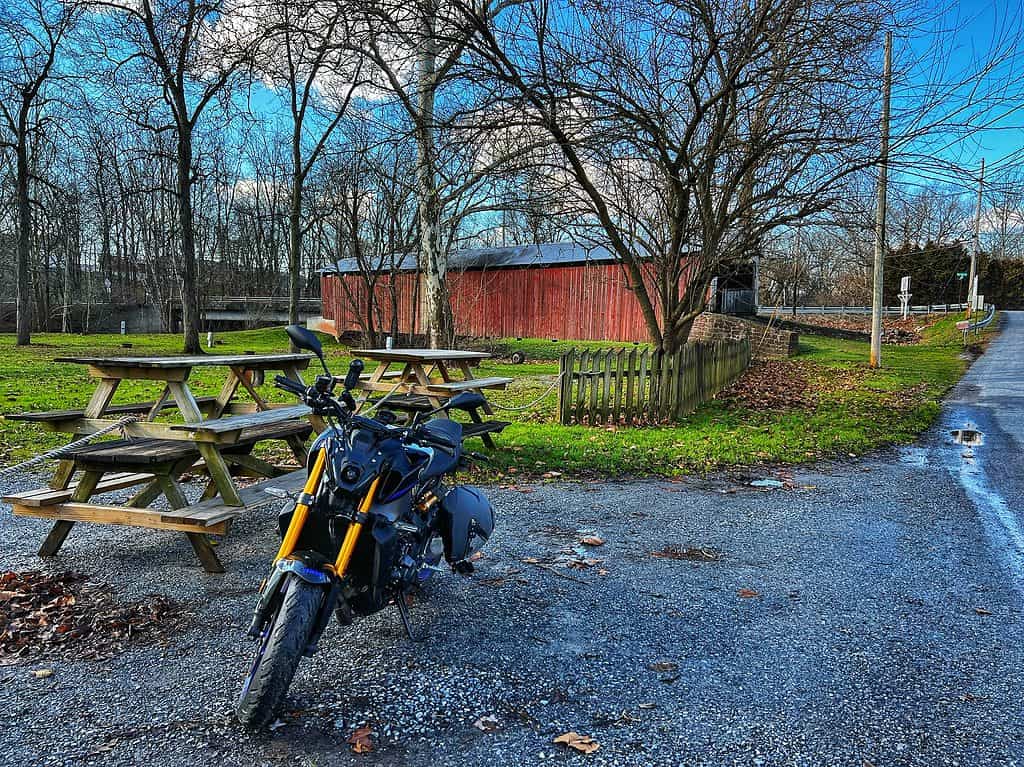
top-left (951, 427), bottom-right (984, 446)
top-left (899, 446), bottom-right (929, 467)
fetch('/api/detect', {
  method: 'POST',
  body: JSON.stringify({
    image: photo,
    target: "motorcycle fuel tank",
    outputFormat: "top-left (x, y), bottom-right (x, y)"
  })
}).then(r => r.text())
top-left (438, 486), bottom-right (495, 564)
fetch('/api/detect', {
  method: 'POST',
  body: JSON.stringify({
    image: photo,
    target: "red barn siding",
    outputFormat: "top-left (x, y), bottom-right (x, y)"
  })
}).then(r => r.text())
top-left (321, 261), bottom-right (678, 342)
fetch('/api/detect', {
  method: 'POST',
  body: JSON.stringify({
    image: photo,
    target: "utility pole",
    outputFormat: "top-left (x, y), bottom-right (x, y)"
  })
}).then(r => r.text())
top-left (967, 158), bottom-right (984, 317)
top-left (870, 30), bottom-right (892, 369)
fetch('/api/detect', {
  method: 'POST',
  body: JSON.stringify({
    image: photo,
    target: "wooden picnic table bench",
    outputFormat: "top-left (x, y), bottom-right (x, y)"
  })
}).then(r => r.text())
top-left (351, 348), bottom-right (512, 448)
top-left (2, 352), bottom-right (320, 572)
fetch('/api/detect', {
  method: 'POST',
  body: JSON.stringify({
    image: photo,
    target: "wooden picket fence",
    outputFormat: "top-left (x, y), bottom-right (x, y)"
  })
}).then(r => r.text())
top-left (557, 339), bottom-right (751, 425)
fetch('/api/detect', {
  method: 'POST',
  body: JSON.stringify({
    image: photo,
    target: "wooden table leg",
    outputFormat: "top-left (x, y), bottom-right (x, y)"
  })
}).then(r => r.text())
top-left (410, 363), bottom-right (445, 411)
top-left (40, 470), bottom-right (103, 557)
top-left (167, 381), bottom-right (244, 507)
top-left (49, 378), bottom-right (121, 490)
top-left (39, 522), bottom-right (76, 557)
top-left (157, 473), bottom-right (224, 574)
top-left (468, 407), bottom-right (497, 449)
top-left (184, 533), bottom-right (225, 574)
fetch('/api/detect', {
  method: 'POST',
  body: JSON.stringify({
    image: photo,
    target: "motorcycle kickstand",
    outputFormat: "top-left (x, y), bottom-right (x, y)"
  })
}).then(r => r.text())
top-left (396, 596), bottom-right (428, 643)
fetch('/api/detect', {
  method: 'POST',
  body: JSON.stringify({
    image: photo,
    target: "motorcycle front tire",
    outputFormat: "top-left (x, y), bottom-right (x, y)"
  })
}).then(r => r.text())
top-left (236, 574), bottom-right (323, 729)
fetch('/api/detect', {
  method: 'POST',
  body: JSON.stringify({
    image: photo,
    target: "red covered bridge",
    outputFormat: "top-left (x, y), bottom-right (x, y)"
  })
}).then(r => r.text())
top-left (313, 242), bottom-right (745, 343)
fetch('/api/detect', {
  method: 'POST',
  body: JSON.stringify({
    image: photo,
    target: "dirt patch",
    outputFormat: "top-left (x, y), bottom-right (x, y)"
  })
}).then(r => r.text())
top-left (716, 360), bottom-right (816, 411)
top-left (0, 570), bottom-right (189, 664)
top-left (792, 314), bottom-right (943, 345)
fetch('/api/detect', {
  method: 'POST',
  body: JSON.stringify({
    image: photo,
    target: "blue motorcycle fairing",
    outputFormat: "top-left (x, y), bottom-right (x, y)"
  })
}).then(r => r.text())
top-left (276, 556), bottom-right (332, 585)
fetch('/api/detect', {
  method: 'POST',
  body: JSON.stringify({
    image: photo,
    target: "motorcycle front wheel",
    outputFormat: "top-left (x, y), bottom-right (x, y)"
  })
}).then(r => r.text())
top-left (235, 574), bottom-right (323, 729)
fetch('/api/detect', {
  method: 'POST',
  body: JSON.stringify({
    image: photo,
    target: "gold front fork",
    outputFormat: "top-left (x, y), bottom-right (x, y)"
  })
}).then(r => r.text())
top-left (274, 448), bottom-right (328, 563)
top-left (273, 447), bottom-right (381, 581)
top-left (332, 475), bottom-right (381, 578)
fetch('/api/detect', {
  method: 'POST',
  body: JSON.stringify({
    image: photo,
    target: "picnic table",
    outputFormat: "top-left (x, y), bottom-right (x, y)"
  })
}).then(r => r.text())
top-left (351, 348), bottom-right (512, 448)
top-left (2, 353), bottom-right (320, 572)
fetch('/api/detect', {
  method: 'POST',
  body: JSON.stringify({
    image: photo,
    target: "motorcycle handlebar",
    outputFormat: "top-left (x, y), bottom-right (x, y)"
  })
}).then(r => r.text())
top-left (274, 375), bottom-right (307, 396)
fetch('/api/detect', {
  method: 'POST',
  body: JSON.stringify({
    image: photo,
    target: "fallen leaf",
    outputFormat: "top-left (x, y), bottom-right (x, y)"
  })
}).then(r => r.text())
top-left (974, 607), bottom-right (993, 616)
top-left (737, 588), bottom-right (760, 598)
top-left (473, 714), bottom-right (500, 733)
top-left (638, 702), bottom-right (657, 710)
top-left (347, 726), bottom-right (374, 754)
top-left (647, 661), bottom-right (678, 673)
top-left (268, 719), bottom-right (286, 731)
top-left (566, 558), bottom-right (601, 570)
top-left (30, 669), bottom-right (52, 678)
top-left (469, 550), bottom-right (487, 562)
top-left (651, 545), bottom-right (721, 562)
top-left (553, 731), bottom-right (600, 754)
top-left (580, 535), bottom-right (605, 547)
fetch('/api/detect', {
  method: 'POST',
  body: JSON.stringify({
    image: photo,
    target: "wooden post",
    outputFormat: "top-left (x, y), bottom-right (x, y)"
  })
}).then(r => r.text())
top-left (624, 348), bottom-right (636, 424)
top-left (968, 157), bottom-right (984, 317)
top-left (601, 351), bottom-right (613, 424)
top-left (870, 30), bottom-right (892, 368)
top-left (558, 350), bottom-right (575, 425)
top-left (638, 349), bottom-right (649, 423)
top-left (613, 349), bottom-right (624, 424)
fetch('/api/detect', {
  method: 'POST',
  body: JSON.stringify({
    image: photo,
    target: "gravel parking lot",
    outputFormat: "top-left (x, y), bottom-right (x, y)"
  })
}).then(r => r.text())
top-left (1, 432), bottom-right (1022, 766)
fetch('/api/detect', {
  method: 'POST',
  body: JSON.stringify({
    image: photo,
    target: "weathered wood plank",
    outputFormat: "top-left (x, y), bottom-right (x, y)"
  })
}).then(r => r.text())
top-left (13, 502), bottom-right (231, 533)
top-left (3, 472), bottom-right (156, 507)
top-left (170, 404), bottom-right (311, 434)
top-left (56, 353), bottom-right (313, 369)
top-left (425, 377), bottom-right (512, 392)
top-left (161, 469), bottom-right (308, 525)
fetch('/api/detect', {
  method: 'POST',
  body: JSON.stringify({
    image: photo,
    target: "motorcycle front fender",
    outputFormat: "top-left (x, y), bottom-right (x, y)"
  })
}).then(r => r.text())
top-left (246, 556), bottom-right (332, 638)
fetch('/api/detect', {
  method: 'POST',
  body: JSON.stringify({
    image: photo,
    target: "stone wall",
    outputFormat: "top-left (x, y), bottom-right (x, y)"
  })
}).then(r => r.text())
top-left (688, 312), bottom-right (798, 360)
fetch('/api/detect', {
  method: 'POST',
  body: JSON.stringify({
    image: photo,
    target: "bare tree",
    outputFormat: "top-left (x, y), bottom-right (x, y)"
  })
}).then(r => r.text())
top-left (0, 0), bottom-right (78, 344)
top-left (258, 0), bottom-right (363, 328)
top-left (353, 0), bottom-right (532, 347)
top-left (461, 0), bottom-right (887, 351)
top-left (91, 0), bottom-right (266, 352)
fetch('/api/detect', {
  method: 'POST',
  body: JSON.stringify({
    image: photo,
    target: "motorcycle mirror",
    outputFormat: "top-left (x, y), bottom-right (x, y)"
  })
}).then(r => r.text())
top-left (285, 324), bottom-right (329, 374)
top-left (343, 359), bottom-right (364, 390)
top-left (444, 391), bottom-right (487, 412)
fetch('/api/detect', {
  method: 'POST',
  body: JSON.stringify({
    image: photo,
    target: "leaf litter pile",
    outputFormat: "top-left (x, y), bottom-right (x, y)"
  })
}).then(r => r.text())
top-left (0, 570), bottom-right (189, 664)
top-left (716, 360), bottom-right (816, 411)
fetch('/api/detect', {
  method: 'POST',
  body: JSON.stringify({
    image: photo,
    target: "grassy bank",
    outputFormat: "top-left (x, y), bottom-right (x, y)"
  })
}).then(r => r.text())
top-left (0, 316), bottom-right (994, 477)
top-left (476, 315), bottom-right (995, 477)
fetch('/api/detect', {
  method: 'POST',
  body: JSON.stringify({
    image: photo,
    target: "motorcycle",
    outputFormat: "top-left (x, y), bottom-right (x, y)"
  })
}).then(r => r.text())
top-left (235, 325), bottom-right (495, 729)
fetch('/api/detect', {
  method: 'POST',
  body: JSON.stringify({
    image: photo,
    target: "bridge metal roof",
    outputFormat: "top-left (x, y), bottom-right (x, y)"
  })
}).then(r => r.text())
top-left (323, 242), bottom-right (619, 275)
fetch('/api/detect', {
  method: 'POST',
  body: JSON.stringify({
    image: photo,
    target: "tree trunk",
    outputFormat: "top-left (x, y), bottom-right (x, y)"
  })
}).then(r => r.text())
top-left (416, 3), bottom-right (453, 349)
top-left (177, 124), bottom-right (201, 353)
top-left (288, 140), bottom-right (302, 330)
top-left (15, 136), bottom-right (32, 346)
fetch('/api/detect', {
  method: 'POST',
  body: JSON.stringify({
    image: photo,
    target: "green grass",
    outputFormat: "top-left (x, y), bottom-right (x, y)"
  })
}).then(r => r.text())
top-left (471, 315), bottom-right (995, 477)
top-left (0, 317), bottom-right (995, 478)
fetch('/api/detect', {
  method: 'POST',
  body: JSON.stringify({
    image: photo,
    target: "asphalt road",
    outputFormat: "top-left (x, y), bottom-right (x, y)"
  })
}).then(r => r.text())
top-left (1, 314), bottom-right (1022, 766)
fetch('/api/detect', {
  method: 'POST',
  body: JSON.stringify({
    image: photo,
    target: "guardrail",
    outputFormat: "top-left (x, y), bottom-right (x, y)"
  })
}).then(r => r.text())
top-left (757, 303), bottom-right (967, 316)
top-left (959, 303), bottom-right (996, 340)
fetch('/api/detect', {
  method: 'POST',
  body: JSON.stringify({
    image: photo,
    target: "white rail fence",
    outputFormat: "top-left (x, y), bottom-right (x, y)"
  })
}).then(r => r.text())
top-left (757, 303), bottom-right (968, 317)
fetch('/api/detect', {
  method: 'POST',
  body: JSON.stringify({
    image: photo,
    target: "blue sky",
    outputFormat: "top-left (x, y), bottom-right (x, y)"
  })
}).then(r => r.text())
top-left (895, 0), bottom-right (1024, 187)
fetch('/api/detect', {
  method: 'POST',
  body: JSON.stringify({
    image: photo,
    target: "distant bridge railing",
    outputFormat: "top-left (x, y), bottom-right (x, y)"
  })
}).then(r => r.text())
top-left (757, 303), bottom-right (967, 316)
top-left (202, 296), bottom-right (321, 324)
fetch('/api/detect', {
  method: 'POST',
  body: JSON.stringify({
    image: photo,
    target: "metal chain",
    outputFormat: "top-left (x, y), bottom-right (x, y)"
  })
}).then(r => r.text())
top-left (0, 415), bottom-right (142, 479)
top-left (487, 372), bottom-right (565, 412)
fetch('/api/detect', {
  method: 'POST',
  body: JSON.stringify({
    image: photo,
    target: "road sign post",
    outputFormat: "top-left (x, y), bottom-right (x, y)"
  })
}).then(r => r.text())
top-left (898, 276), bottom-right (912, 321)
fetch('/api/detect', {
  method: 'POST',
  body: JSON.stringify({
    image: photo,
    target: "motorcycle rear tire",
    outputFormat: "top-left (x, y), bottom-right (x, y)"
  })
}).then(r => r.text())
top-left (236, 574), bottom-right (323, 729)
